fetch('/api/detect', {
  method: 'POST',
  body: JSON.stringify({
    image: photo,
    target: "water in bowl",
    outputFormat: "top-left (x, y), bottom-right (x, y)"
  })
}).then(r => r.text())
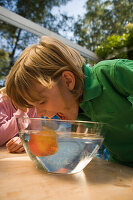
top-left (20, 130), bottom-right (103, 174)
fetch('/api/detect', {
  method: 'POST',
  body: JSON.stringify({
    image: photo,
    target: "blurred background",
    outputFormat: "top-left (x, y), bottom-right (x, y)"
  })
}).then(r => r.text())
top-left (0, 0), bottom-right (133, 87)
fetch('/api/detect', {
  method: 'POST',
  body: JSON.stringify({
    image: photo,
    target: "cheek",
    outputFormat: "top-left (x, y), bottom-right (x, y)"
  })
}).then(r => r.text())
top-left (49, 98), bottom-right (64, 110)
top-left (36, 101), bottom-right (58, 113)
top-left (36, 104), bottom-right (45, 110)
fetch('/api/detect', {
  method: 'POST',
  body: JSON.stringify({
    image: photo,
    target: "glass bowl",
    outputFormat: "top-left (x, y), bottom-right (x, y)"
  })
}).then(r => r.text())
top-left (17, 118), bottom-right (104, 174)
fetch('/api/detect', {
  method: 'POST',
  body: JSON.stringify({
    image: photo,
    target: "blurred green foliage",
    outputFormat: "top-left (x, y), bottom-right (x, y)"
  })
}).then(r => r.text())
top-left (95, 23), bottom-right (133, 60)
top-left (0, 49), bottom-right (10, 77)
top-left (74, 0), bottom-right (133, 58)
top-left (0, 0), bottom-right (72, 84)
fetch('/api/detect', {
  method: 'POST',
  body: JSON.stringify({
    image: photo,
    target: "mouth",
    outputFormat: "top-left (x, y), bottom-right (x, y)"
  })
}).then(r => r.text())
top-left (56, 113), bottom-right (68, 120)
top-left (37, 109), bottom-right (68, 120)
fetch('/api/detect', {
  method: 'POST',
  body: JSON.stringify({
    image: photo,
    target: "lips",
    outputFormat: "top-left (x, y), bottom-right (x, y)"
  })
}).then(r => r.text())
top-left (56, 113), bottom-right (68, 120)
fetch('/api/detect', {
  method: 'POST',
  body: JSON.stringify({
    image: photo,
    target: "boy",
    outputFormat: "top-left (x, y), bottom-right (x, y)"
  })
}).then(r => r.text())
top-left (5, 36), bottom-right (133, 167)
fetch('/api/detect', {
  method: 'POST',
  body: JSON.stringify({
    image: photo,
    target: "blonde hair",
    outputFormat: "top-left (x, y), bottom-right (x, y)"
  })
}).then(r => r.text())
top-left (0, 87), bottom-right (6, 94)
top-left (6, 36), bottom-right (85, 108)
top-left (0, 87), bottom-right (12, 104)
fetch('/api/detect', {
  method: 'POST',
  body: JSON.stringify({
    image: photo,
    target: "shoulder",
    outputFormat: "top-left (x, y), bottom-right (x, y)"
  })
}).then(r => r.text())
top-left (90, 59), bottom-right (119, 80)
top-left (94, 59), bottom-right (133, 70)
top-left (94, 59), bottom-right (119, 69)
top-left (0, 94), bottom-right (13, 110)
top-left (0, 93), bottom-right (9, 104)
top-left (113, 59), bottom-right (133, 72)
top-left (92, 59), bottom-right (133, 78)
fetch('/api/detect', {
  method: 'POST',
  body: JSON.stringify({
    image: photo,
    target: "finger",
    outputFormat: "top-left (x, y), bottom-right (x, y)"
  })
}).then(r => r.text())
top-left (6, 137), bottom-right (18, 148)
top-left (15, 146), bottom-right (25, 153)
top-left (26, 108), bottom-right (29, 113)
top-left (7, 138), bottom-right (22, 152)
top-left (9, 142), bottom-right (22, 152)
top-left (7, 144), bottom-right (20, 152)
top-left (8, 144), bottom-right (22, 153)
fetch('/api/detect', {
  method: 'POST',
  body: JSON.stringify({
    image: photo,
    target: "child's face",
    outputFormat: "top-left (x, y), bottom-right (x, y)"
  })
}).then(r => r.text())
top-left (30, 71), bottom-right (79, 120)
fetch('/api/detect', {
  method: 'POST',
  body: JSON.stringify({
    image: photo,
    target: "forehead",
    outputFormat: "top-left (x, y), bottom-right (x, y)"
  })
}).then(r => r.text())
top-left (33, 82), bottom-right (58, 97)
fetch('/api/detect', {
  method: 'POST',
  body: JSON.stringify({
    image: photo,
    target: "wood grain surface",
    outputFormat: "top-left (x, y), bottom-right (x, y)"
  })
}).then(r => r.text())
top-left (0, 146), bottom-right (133, 200)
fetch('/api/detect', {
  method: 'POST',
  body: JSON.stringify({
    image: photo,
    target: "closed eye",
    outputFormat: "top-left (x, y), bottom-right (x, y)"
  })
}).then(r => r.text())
top-left (39, 101), bottom-right (46, 105)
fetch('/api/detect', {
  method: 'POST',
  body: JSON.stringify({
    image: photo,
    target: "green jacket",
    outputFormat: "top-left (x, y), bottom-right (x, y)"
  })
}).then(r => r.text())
top-left (78, 59), bottom-right (133, 167)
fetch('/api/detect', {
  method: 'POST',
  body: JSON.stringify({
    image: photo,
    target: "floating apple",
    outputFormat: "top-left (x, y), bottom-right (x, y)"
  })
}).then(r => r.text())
top-left (28, 127), bottom-right (58, 157)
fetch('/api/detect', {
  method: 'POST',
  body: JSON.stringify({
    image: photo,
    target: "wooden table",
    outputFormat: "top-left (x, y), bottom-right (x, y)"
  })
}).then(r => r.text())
top-left (0, 146), bottom-right (133, 200)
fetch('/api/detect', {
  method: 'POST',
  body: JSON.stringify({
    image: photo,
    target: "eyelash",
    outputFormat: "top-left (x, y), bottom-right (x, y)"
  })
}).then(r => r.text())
top-left (39, 101), bottom-right (45, 105)
top-left (39, 100), bottom-right (47, 105)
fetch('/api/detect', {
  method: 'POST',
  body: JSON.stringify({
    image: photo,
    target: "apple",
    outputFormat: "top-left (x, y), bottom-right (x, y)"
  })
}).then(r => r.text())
top-left (28, 127), bottom-right (58, 157)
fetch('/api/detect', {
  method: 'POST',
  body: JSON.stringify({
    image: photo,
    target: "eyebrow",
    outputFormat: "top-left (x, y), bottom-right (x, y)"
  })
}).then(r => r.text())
top-left (35, 85), bottom-right (49, 94)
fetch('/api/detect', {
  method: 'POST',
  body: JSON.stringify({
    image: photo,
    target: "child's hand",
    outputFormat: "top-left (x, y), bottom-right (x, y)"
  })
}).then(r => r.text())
top-left (6, 137), bottom-right (25, 153)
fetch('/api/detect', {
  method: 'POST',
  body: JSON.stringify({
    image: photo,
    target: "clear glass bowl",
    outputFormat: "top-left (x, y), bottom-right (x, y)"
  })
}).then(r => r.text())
top-left (17, 118), bottom-right (104, 174)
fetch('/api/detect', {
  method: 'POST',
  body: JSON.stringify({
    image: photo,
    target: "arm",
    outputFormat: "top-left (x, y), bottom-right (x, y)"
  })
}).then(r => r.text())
top-left (0, 95), bottom-right (37, 146)
top-left (0, 112), bottom-right (18, 146)
top-left (0, 109), bottom-right (28, 146)
top-left (3, 109), bottom-right (37, 153)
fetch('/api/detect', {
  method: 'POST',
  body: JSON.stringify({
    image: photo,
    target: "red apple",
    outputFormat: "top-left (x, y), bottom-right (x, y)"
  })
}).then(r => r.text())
top-left (28, 127), bottom-right (58, 157)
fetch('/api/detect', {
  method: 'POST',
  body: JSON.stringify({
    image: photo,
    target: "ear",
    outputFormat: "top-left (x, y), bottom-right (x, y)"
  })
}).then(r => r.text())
top-left (61, 71), bottom-right (75, 91)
